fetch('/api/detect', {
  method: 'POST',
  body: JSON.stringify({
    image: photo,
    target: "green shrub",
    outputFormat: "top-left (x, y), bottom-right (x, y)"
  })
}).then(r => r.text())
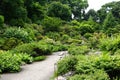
top-left (68, 46), bottom-right (89, 55)
top-left (13, 42), bottom-right (52, 57)
top-left (0, 51), bottom-right (22, 73)
top-left (17, 53), bottom-right (33, 64)
top-left (83, 33), bottom-right (93, 39)
top-left (3, 27), bottom-right (35, 43)
top-left (34, 56), bottom-right (46, 61)
top-left (46, 32), bottom-right (61, 41)
top-left (39, 38), bottom-right (68, 52)
top-left (61, 34), bottom-right (70, 43)
top-left (9, 18), bottom-right (25, 27)
top-left (67, 39), bottom-right (82, 45)
top-left (75, 54), bottom-right (120, 79)
top-left (68, 70), bottom-right (109, 80)
top-left (57, 56), bottom-right (77, 75)
top-left (99, 35), bottom-right (120, 54)
top-left (42, 16), bottom-right (62, 32)
top-left (79, 21), bottom-right (94, 35)
top-left (0, 15), bottom-right (4, 28)
top-left (1, 37), bottom-right (23, 50)
top-left (23, 23), bottom-right (44, 40)
top-left (0, 38), bottom-right (5, 49)
top-left (60, 25), bottom-right (79, 38)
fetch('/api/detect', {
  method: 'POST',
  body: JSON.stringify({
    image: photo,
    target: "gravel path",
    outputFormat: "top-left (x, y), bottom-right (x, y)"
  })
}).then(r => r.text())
top-left (0, 51), bottom-right (68, 80)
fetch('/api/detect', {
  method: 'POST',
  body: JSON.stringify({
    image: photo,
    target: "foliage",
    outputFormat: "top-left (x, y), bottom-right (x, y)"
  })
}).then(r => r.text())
top-left (46, 32), bottom-right (61, 41)
top-left (0, 15), bottom-right (4, 28)
top-left (1, 37), bottom-right (23, 50)
top-left (68, 46), bottom-right (89, 55)
top-left (42, 17), bottom-right (62, 32)
top-left (47, 2), bottom-right (72, 21)
top-left (13, 38), bottom-right (67, 57)
top-left (85, 9), bottom-right (98, 22)
top-left (3, 27), bottom-right (35, 43)
top-left (0, 50), bottom-right (34, 73)
top-left (34, 56), bottom-right (46, 61)
top-left (27, 2), bottom-right (45, 23)
top-left (97, 1), bottom-right (120, 24)
top-left (24, 23), bottom-right (44, 40)
top-left (83, 33), bottom-right (93, 39)
top-left (99, 35), bottom-right (120, 54)
top-left (57, 53), bottom-right (120, 79)
top-left (60, 0), bottom-right (88, 20)
top-left (76, 54), bottom-right (120, 79)
top-left (68, 70), bottom-right (109, 80)
top-left (17, 53), bottom-right (33, 64)
top-left (12, 42), bottom-right (52, 57)
top-left (79, 21), bottom-right (94, 35)
top-left (103, 12), bottom-right (117, 33)
top-left (57, 56), bottom-right (77, 75)
top-left (0, 51), bottom-right (22, 73)
top-left (0, 0), bottom-right (28, 26)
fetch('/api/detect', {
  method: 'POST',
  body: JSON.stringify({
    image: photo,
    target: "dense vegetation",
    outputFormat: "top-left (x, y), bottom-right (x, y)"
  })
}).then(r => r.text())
top-left (0, 0), bottom-right (120, 80)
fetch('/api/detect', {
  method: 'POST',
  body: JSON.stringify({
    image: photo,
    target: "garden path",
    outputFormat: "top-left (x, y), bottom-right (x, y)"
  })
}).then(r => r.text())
top-left (0, 51), bottom-right (68, 80)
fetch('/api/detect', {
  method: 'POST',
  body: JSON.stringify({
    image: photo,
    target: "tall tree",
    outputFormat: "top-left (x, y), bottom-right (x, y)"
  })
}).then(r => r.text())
top-left (47, 2), bottom-right (72, 21)
top-left (50, 0), bottom-right (88, 20)
top-left (97, 1), bottom-right (120, 23)
top-left (85, 9), bottom-right (98, 22)
top-left (0, 0), bottom-right (28, 26)
top-left (103, 12), bottom-right (117, 31)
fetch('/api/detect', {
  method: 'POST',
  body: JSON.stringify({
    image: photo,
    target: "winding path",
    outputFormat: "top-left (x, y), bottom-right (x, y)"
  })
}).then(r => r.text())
top-left (0, 51), bottom-right (67, 80)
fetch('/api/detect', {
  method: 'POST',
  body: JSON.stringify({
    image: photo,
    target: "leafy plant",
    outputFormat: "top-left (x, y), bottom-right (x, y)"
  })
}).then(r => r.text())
top-left (0, 51), bottom-right (22, 73)
top-left (68, 70), bottom-right (109, 80)
top-left (57, 56), bottom-right (77, 75)
top-left (34, 56), bottom-right (46, 61)
top-left (0, 15), bottom-right (4, 28)
top-left (68, 46), bottom-right (89, 55)
top-left (42, 16), bottom-right (62, 32)
top-left (3, 27), bottom-right (35, 43)
top-left (99, 35), bottom-right (120, 54)
top-left (76, 54), bottom-right (120, 79)
top-left (12, 42), bottom-right (52, 57)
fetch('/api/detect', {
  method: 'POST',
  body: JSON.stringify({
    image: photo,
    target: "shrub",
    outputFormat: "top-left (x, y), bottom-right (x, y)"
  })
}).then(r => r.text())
top-left (46, 32), bottom-right (61, 41)
top-left (0, 51), bottom-right (22, 73)
top-left (83, 33), bottom-right (93, 39)
top-left (1, 37), bottom-right (23, 50)
top-left (34, 56), bottom-right (46, 61)
top-left (17, 53), bottom-right (33, 64)
top-left (13, 42), bottom-right (52, 57)
top-left (68, 70), bottom-right (109, 80)
top-left (39, 38), bottom-right (68, 52)
top-left (3, 27), bottom-right (35, 43)
top-left (9, 18), bottom-right (25, 27)
top-left (99, 35), bottom-right (120, 54)
top-left (60, 25), bottom-right (79, 37)
top-left (0, 50), bottom-right (34, 73)
top-left (23, 23), bottom-right (44, 40)
top-left (60, 34), bottom-right (70, 43)
top-left (79, 21), bottom-right (94, 35)
top-left (67, 39), bottom-right (82, 45)
top-left (0, 38), bottom-right (5, 49)
top-left (42, 16), bottom-right (62, 32)
top-left (68, 46), bottom-right (89, 55)
top-left (76, 54), bottom-right (120, 79)
top-left (57, 56), bottom-right (77, 75)
top-left (0, 15), bottom-right (4, 28)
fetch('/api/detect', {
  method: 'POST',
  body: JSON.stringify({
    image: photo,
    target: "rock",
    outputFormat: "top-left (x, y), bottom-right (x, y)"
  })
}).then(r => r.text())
top-left (55, 76), bottom-right (66, 80)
